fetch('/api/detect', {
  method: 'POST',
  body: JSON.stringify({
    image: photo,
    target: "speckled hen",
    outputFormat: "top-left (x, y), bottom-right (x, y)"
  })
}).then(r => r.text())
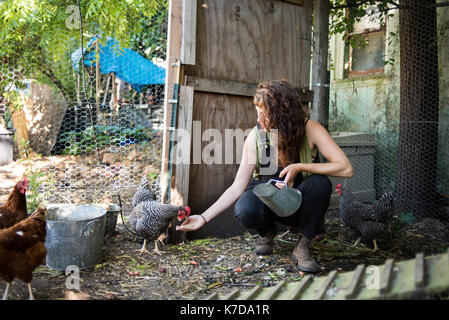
top-left (130, 176), bottom-right (190, 255)
top-left (336, 183), bottom-right (394, 251)
top-left (132, 176), bottom-right (156, 208)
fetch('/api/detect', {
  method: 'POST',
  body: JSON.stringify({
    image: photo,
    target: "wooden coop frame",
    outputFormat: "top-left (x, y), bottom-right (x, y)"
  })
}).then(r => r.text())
top-left (161, 0), bottom-right (315, 242)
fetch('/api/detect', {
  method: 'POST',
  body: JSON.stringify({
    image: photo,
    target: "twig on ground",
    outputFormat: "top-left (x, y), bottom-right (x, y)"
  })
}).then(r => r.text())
top-left (277, 230), bottom-right (290, 239)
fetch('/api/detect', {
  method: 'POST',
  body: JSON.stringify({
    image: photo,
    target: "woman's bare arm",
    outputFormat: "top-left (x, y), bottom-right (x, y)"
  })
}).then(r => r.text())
top-left (279, 120), bottom-right (353, 186)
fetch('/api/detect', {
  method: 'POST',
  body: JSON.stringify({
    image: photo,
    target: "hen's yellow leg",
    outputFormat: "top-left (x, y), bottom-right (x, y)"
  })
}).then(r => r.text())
top-left (373, 239), bottom-right (379, 252)
top-left (137, 239), bottom-right (150, 255)
top-left (154, 240), bottom-right (162, 256)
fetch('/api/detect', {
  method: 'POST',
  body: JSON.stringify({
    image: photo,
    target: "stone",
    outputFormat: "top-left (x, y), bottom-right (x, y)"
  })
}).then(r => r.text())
top-left (14, 81), bottom-right (68, 156)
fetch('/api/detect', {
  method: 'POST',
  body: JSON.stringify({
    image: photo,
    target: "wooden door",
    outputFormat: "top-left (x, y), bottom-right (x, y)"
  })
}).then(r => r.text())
top-left (163, 0), bottom-right (312, 239)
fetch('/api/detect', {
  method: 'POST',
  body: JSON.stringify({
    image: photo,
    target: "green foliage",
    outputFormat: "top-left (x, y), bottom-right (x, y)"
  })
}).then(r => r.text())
top-left (148, 171), bottom-right (158, 180)
top-left (329, 1), bottom-right (397, 48)
top-left (24, 166), bottom-right (56, 213)
top-left (128, 0), bottom-right (168, 60)
top-left (0, 0), bottom-right (168, 108)
top-left (58, 124), bottom-right (154, 155)
top-left (20, 138), bottom-right (32, 159)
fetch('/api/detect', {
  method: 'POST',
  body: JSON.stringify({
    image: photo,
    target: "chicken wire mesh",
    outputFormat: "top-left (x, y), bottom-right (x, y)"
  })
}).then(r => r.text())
top-left (328, 1), bottom-right (449, 227)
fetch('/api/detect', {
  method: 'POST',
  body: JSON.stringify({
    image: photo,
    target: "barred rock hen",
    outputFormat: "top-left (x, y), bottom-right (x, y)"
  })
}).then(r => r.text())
top-left (336, 183), bottom-right (394, 251)
top-left (132, 176), bottom-right (156, 207)
top-left (130, 177), bottom-right (190, 255)
top-left (0, 205), bottom-right (47, 300)
top-left (0, 177), bottom-right (29, 229)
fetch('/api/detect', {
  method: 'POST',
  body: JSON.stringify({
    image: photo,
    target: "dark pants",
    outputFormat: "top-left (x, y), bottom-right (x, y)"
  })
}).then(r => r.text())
top-left (234, 174), bottom-right (332, 240)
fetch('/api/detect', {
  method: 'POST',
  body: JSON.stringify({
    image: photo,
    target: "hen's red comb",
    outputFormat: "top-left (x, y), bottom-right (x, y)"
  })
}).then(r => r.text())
top-left (185, 206), bottom-right (191, 216)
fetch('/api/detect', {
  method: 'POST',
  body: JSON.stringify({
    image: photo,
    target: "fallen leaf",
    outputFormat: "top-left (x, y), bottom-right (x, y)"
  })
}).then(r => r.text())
top-left (190, 261), bottom-right (199, 266)
top-left (128, 271), bottom-right (139, 276)
top-left (234, 268), bottom-right (243, 272)
top-left (159, 267), bottom-right (167, 273)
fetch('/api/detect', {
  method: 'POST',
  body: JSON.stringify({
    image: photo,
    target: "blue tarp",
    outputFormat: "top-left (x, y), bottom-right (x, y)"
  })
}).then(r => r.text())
top-left (71, 36), bottom-right (165, 92)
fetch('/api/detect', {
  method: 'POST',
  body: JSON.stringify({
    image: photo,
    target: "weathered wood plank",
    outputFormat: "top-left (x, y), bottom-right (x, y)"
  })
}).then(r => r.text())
top-left (223, 288), bottom-right (241, 300)
top-left (264, 280), bottom-right (286, 300)
top-left (203, 292), bottom-right (218, 300)
top-left (186, 76), bottom-right (257, 97)
top-left (287, 275), bottom-right (312, 300)
top-left (161, 0), bottom-right (183, 206)
top-left (172, 85), bottom-right (194, 206)
top-left (345, 264), bottom-right (366, 299)
top-left (240, 285), bottom-right (262, 300)
top-left (315, 270), bottom-right (338, 300)
top-left (415, 252), bottom-right (426, 288)
top-left (278, 0), bottom-right (303, 5)
top-left (186, 76), bottom-right (313, 102)
top-left (181, 0), bottom-right (197, 65)
top-left (380, 259), bottom-right (395, 294)
top-left (195, 0), bottom-right (312, 86)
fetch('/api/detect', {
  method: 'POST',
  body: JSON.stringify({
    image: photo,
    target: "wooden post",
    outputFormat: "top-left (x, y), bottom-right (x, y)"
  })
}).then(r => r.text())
top-left (181, 0), bottom-right (197, 65)
top-left (161, 0), bottom-right (184, 205)
top-left (310, 0), bottom-right (330, 130)
top-left (111, 73), bottom-right (117, 109)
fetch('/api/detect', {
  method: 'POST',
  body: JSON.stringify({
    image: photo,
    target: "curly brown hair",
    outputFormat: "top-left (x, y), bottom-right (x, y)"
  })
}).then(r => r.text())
top-left (253, 80), bottom-right (308, 169)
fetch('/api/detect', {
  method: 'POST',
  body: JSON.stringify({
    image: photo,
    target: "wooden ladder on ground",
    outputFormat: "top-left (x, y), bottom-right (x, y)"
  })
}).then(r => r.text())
top-left (200, 248), bottom-right (449, 300)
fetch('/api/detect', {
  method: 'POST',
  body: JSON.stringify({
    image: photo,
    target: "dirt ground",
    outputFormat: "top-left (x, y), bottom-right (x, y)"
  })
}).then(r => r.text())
top-left (2, 210), bottom-right (449, 300)
top-left (1, 147), bottom-right (449, 300)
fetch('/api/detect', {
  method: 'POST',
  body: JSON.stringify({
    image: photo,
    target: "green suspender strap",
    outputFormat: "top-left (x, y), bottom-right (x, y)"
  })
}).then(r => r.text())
top-left (253, 125), bottom-right (312, 180)
top-left (299, 131), bottom-right (312, 179)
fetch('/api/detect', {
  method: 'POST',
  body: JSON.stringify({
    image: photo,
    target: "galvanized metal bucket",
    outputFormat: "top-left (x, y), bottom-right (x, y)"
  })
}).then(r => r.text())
top-left (253, 179), bottom-right (302, 217)
top-left (97, 202), bottom-right (120, 236)
top-left (45, 204), bottom-right (107, 271)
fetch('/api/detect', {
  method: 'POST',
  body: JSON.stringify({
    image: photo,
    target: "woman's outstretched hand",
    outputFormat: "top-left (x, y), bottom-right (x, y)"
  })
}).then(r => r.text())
top-left (176, 215), bottom-right (206, 232)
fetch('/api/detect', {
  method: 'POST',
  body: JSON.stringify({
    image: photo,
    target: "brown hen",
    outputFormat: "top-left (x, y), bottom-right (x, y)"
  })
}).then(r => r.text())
top-left (0, 205), bottom-right (47, 300)
top-left (0, 177), bottom-right (29, 229)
